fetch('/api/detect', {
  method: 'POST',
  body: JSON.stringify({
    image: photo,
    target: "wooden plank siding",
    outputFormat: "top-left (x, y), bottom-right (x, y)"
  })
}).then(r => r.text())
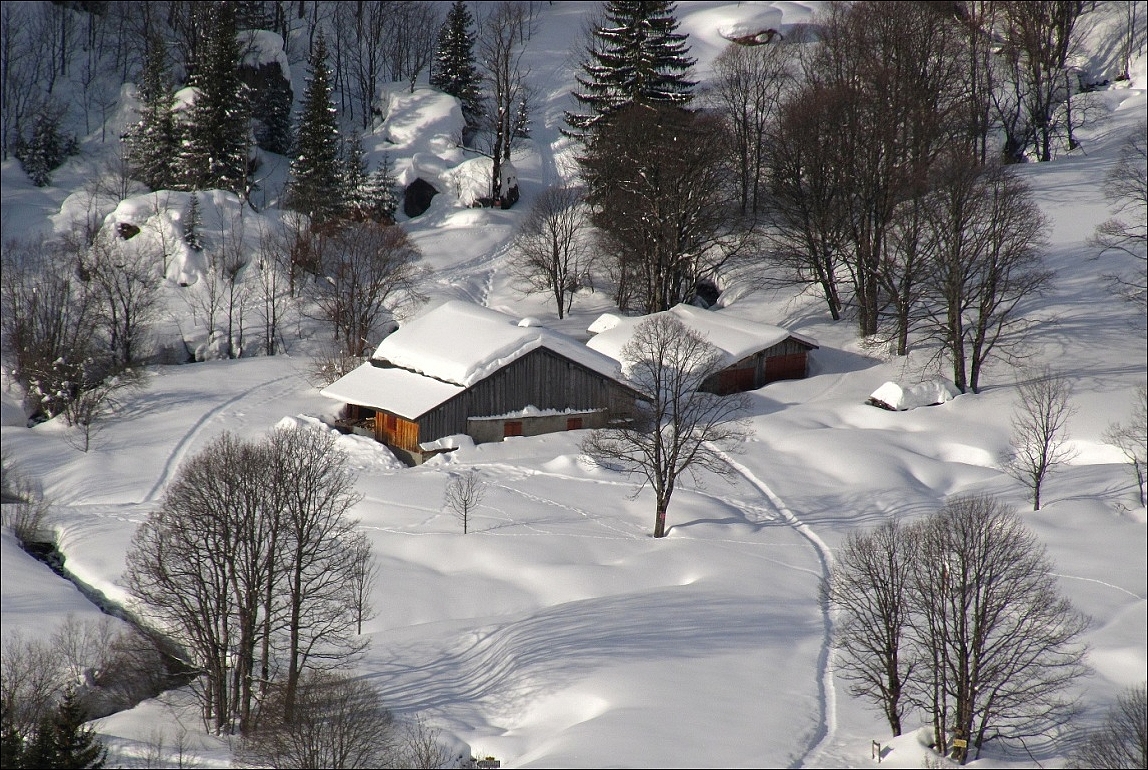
top-left (704, 336), bottom-right (815, 395)
top-left (416, 348), bottom-right (640, 442)
top-left (375, 412), bottom-right (420, 452)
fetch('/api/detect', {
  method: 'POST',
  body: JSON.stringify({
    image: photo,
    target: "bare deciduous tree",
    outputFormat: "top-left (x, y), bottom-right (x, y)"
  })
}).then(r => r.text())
top-left (823, 519), bottom-right (916, 736)
top-left (267, 427), bottom-right (366, 723)
top-left (125, 426), bottom-right (367, 735)
top-left (240, 670), bottom-right (397, 770)
top-left (1000, 1), bottom-right (1089, 163)
top-left (0, 449), bottom-right (50, 541)
top-left (346, 532), bottom-right (378, 636)
top-left (580, 104), bottom-right (751, 313)
top-left (1, 632), bottom-right (64, 744)
top-left (909, 495), bottom-right (1089, 763)
top-left (81, 228), bottom-right (162, 368)
top-left (508, 184), bottom-right (592, 319)
top-left (311, 222), bottom-right (427, 358)
top-left (763, 84), bottom-right (850, 321)
top-left (801, 1), bottom-right (968, 339)
top-left (710, 39), bottom-right (795, 217)
top-left (443, 469), bottom-right (486, 535)
top-left (1004, 369), bottom-right (1078, 510)
top-left (63, 366), bottom-right (147, 453)
top-left (1068, 681), bottom-right (1147, 770)
top-left (475, 1), bottom-right (536, 203)
top-left (830, 497), bottom-right (1090, 761)
top-left (392, 713), bottom-right (457, 770)
top-left (1090, 124), bottom-right (1147, 309)
top-left (252, 222), bottom-right (297, 357)
top-left (581, 315), bottom-right (751, 538)
top-left (0, 237), bottom-right (105, 420)
top-left (921, 155), bottom-right (1052, 393)
top-left (1105, 383), bottom-right (1148, 507)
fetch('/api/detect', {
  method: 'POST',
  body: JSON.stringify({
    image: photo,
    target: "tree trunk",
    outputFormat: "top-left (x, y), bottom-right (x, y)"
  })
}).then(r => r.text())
top-left (653, 501), bottom-right (668, 538)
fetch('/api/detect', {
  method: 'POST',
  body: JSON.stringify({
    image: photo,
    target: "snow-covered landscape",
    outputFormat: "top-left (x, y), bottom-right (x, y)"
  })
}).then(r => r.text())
top-left (1, 2), bottom-right (1145, 768)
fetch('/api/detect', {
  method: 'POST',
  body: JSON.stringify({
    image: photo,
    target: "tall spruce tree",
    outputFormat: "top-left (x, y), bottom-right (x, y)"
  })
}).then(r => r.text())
top-left (1, 703), bottom-right (25, 769)
top-left (126, 33), bottom-right (179, 190)
top-left (248, 63), bottom-right (294, 156)
top-left (184, 190), bottom-right (204, 252)
top-left (341, 133), bottom-right (370, 217)
top-left (564, 1), bottom-right (696, 140)
top-left (430, 0), bottom-right (484, 128)
top-left (178, 1), bottom-right (251, 195)
top-left (286, 32), bottom-right (343, 224)
top-left (25, 689), bottom-right (107, 770)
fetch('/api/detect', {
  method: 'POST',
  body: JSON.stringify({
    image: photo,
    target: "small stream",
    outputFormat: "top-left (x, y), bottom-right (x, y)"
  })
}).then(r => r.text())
top-left (17, 533), bottom-right (198, 720)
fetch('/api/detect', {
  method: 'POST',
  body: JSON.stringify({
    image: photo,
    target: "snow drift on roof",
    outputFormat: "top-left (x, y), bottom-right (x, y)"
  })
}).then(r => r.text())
top-left (319, 361), bottom-right (464, 420)
top-left (586, 305), bottom-right (816, 366)
top-left (372, 300), bottom-right (623, 387)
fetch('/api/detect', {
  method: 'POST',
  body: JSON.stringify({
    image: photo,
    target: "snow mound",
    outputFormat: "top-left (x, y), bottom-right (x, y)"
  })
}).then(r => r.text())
top-left (240, 29), bottom-right (290, 82)
top-left (868, 379), bottom-right (960, 411)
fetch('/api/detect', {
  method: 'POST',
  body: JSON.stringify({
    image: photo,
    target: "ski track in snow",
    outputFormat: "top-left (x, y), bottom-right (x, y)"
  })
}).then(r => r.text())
top-left (1051, 572), bottom-right (1147, 601)
top-left (715, 449), bottom-right (838, 770)
top-left (143, 372), bottom-right (302, 503)
top-left (437, 239), bottom-right (512, 308)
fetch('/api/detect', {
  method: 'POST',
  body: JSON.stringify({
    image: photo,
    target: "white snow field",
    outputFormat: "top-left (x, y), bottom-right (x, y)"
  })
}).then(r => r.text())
top-left (1, 2), bottom-right (1144, 768)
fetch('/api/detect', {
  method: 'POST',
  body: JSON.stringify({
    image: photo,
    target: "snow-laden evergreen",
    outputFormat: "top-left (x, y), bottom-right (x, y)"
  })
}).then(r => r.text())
top-left (565, 0), bottom-right (697, 139)
top-left (286, 32), bottom-right (343, 224)
top-left (124, 36), bottom-right (179, 192)
top-left (430, 0), bottom-right (484, 128)
top-left (177, 2), bottom-right (250, 195)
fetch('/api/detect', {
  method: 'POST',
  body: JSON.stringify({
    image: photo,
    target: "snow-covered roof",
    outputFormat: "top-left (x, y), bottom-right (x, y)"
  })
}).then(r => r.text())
top-left (319, 362), bottom-right (464, 420)
top-left (586, 305), bottom-right (817, 367)
top-left (372, 300), bottom-right (624, 387)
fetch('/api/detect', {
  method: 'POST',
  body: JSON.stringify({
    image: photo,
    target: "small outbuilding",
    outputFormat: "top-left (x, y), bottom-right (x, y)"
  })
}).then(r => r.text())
top-left (867, 379), bottom-right (959, 411)
top-left (586, 304), bottom-right (818, 396)
top-left (321, 301), bottom-right (640, 464)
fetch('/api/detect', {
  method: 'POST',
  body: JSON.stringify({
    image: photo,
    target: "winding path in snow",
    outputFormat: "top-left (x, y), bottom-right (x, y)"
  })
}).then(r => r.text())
top-left (714, 450), bottom-right (838, 770)
top-left (143, 371), bottom-right (303, 503)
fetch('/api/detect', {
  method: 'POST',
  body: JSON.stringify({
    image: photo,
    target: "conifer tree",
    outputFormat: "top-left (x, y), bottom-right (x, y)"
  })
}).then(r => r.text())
top-left (13, 108), bottom-right (78, 188)
top-left (431, 0), bottom-right (484, 128)
top-left (184, 190), bottom-right (204, 252)
top-left (564, 1), bottom-right (696, 140)
top-left (126, 33), bottom-right (179, 190)
top-left (341, 133), bottom-right (370, 217)
top-left (286, 32), bottom-right (343, 224)
top-left (250, 65), bottom-right (294, 156)
top-left (178, 1), bottom-right (251, 195)
top-left (1, 703), bottom-right (25, 769)
top-left (365, 153), bottom-right (399, 223)
top-left (25, 689), bottom-right (107, 770)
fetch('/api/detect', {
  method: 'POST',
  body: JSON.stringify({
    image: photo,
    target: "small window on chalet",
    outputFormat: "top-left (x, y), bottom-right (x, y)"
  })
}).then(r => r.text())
top-left (566, 417), bottom-right (583, 431)
top-left (504, 420), bottom-right (523, 438)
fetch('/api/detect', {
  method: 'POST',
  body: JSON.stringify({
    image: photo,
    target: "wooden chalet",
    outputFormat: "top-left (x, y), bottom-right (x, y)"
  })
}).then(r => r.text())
top-left (586, 305), bottom-right (818, 396)
top-left (321, 301), bottom-right (640, 464)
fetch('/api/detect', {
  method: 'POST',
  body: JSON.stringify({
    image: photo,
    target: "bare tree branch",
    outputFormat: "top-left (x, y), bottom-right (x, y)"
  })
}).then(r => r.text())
top-left (581, 315), bottom-right (751, 538)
